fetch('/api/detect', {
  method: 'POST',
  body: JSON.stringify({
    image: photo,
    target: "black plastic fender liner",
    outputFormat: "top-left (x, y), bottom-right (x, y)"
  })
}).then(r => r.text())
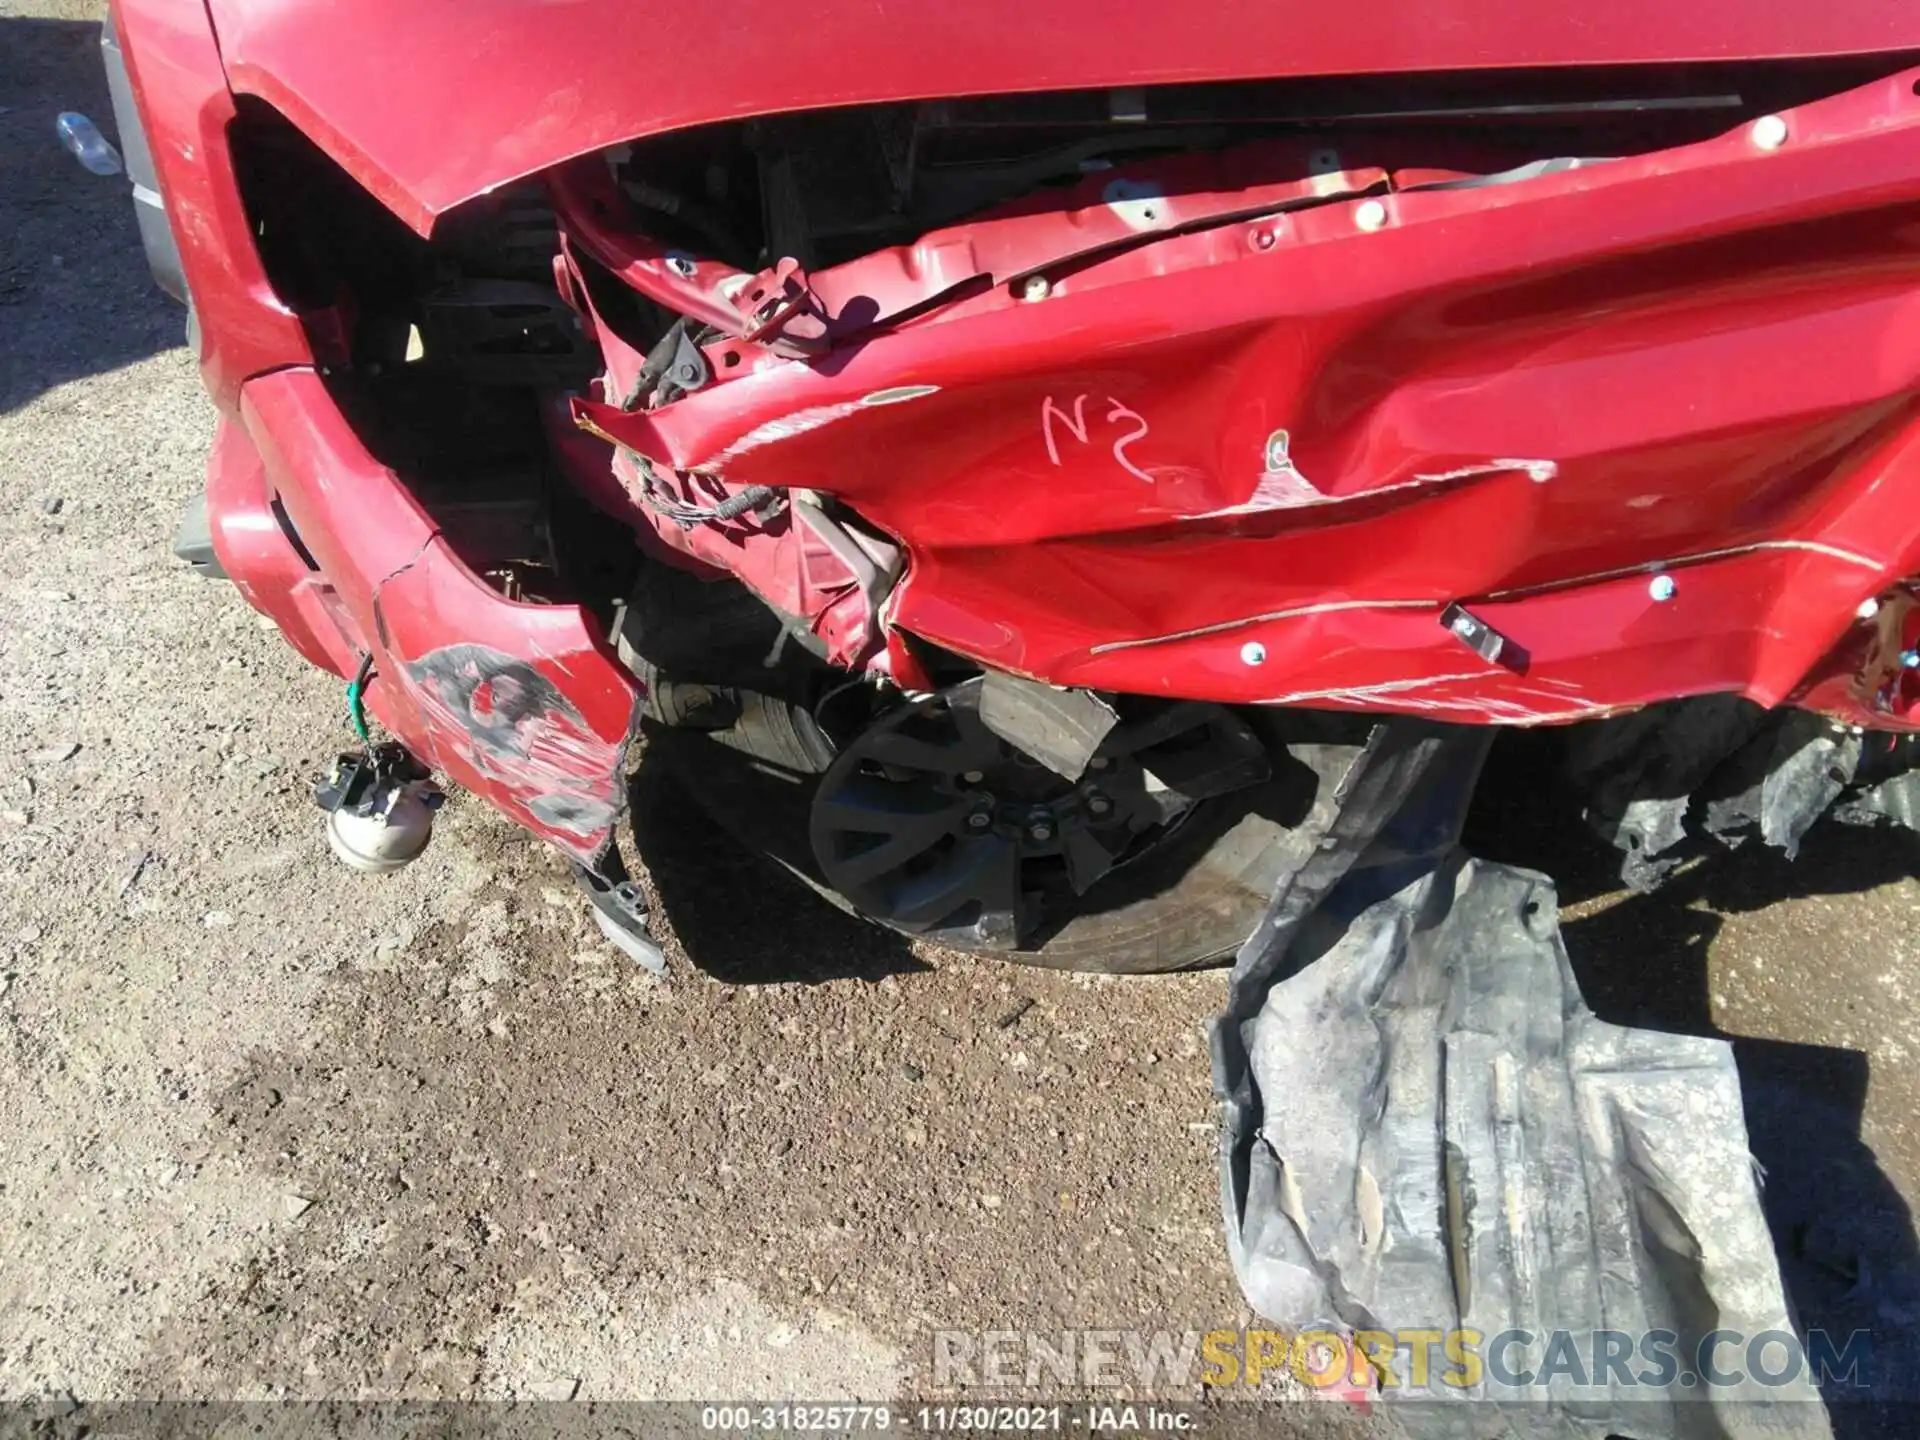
top-left (1556, 697), bottom-right (1920, 892)
top-left (1214, 721), bottom-right (1494, 1146)
top-left (1213, 721), bottom-right (1828, 1439)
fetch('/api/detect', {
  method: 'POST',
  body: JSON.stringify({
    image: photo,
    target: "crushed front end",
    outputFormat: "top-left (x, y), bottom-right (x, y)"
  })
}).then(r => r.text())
top-left (108, 0), bottom-right (1920, 956)
top-left (104, 3), bottom-right (1920, 1431)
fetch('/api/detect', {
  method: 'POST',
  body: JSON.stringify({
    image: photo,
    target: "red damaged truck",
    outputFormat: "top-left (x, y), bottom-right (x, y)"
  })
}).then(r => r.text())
top-left (98, 0), bottom-right (1920, 976)
top-left (91, 6), bottom-right (1920, 1429)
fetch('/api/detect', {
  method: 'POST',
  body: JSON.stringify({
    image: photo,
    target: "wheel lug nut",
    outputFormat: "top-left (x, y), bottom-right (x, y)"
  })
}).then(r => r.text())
top-left (1027, 820), bottom-right (1054, 843)
top-left (1088, 795), bottom-right (1111, 816)
top-left (962, 770), bottom-right (985, 783)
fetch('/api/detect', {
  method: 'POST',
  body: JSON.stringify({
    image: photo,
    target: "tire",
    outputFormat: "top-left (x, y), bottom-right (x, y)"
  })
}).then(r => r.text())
top-left (642, 685), bottom-right (1325, 974)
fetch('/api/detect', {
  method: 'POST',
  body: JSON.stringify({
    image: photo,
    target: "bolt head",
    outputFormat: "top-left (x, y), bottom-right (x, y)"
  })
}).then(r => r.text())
top-left (1858, 598), bottom-right (1882, 620)
top-left (1263, 430), bottom-right (1292, 473)
top-left (1087, 795), bottom-right (1112, 816)
top-left (974, 913), bottom-right (1013, 942)
top-left (1088, 756), bottom-right (1110, 771)
top-left (1353, 199), bottom-right (1389, 232)
top-left (1027, 821), bottom-right (1055, 843)
top-left (961, 770), bottom-right (985, 783)
top-left (1250, 226), bottom-right (1277, 251)
top-left (1240, 641), bottom-right (1268, 666)
top-left (1750, 115), bottom-right (1789, 151)
top-left (1648, 574), bottom-right (1677, 602)
top-left (966, 811), bottom-right (992, 830)
top-left (1020, 275), bottom-right (1051, 302)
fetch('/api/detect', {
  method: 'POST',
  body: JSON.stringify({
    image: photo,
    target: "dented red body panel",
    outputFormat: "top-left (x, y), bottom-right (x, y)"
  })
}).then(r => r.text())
top-left (199, 0), bottom-right (1919, 234)
top-left (108, 0), bottom-right (1920, 866)
top-left (215, 373), bottom-right (640, 863)
top-left (570, 64), bottom-right (1920, 731)
top-left (112, 0), bottom-right (645, 864)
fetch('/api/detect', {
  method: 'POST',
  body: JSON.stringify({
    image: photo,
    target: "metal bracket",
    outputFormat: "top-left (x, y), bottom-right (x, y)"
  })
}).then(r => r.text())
top-left (729, 256), bottom-right (827, 350)
top-left (1441, 601), bottom-right (1528, 671)
top-left (573, 843), bottom-right (666, 975)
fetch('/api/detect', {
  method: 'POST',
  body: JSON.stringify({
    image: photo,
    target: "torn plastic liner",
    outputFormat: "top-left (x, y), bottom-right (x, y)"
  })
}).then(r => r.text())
top-left (1213, 721), bottom-right (1828, 1439)
top-left (1561, 698), bottom-right (1920, 892)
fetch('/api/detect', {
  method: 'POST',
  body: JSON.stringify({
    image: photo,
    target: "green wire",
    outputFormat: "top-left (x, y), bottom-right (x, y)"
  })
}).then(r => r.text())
top-left (347, 653), bottom-right (373, 745)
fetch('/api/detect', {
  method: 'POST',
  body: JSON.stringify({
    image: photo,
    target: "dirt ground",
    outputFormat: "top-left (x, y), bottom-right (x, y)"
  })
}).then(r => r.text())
top-left (3, 4), bottom-right (1919, 1429)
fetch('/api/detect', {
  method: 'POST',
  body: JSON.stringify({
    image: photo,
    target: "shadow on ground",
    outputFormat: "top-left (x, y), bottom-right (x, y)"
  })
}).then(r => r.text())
top-left (630, 732), bottom-right (929, 986)
top-left (1, 16), bottom-right (179, 416)
top-left (1469, 734), bottom-right (1920, 1436)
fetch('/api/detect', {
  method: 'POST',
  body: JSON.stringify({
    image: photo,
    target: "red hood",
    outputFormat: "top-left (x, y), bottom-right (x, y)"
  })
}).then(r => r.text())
top-left (205, 0), bottom-right (1920, 236)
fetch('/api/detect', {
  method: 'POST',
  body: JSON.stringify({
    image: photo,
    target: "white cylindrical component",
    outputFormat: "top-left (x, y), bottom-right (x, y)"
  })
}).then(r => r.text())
top-left (325, 783), bottom-right (436, 872)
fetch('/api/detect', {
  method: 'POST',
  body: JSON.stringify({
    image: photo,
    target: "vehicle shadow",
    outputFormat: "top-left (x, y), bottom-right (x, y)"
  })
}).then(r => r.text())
top-left (0, 16), bottom-right (181, 417)
top-left (1469, 737), bottom-right (1920, 1436)
top-left (628, 731), bottom-right (930, 985)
